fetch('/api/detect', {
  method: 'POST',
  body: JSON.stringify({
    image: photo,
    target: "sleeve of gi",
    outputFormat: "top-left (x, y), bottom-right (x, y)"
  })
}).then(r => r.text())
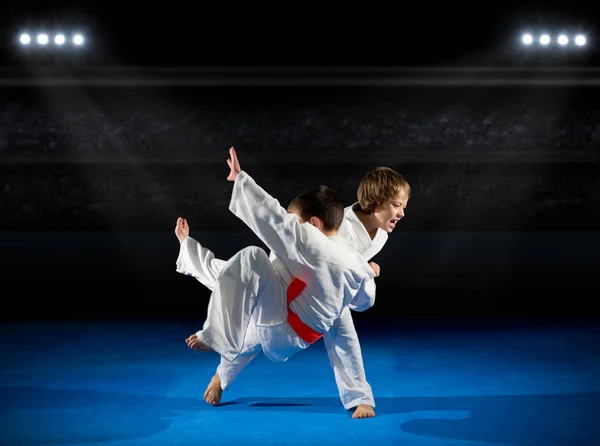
top-left (347, 277), bottom-right (376, 312)
top-left (228, 170), bottom-right (307, 262)
top-left (322, 306), bottom-right (375, 410)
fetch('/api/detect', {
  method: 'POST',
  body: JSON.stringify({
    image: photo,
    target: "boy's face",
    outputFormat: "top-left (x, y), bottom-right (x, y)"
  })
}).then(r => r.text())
top-left (372, 189), bottom-right (409, 233)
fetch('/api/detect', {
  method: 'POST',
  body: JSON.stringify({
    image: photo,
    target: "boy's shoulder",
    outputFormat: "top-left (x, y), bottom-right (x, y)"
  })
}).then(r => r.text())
top-left (322, 236), bottom-right (374, 276)
top-left (299, 223), bottom-right (372, 276)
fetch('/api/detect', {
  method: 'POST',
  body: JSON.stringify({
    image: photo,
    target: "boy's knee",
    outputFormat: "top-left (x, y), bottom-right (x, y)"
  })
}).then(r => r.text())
top-left (238, 246), bottom-right (270, 266)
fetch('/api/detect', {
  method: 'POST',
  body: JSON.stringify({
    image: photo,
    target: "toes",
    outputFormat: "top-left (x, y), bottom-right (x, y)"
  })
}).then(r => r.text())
top-left (203, 389), bottom-right (221, 406)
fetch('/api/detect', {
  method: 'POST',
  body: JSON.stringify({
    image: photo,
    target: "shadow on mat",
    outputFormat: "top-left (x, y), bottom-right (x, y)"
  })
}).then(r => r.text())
top-left (0, 386), bottom-right (205, 445)
top-left (230, 393), bottom-right (600, 445)
top-left (0, 387), bottom-right (599, 445)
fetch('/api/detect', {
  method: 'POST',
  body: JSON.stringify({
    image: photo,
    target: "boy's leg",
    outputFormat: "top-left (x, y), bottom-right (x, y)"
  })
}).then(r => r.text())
top-left (176, 236), bottom-right (228, 291)
top-left (189, 245), bottom-right (283, 362)
top-left (203, 352), bottom-right (259, 406)
top-left (205, 315), bottom-right (261, 405)
top-left (216, 353), bottom-right (258, 391)
top-left (204, 320), bottom-right (261, 405)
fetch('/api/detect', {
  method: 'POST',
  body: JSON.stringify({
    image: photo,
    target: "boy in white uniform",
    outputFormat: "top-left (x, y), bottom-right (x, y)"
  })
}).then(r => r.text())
top-left (180, 147), bottom-right (379, 405)
top-left (177, 156), bottom-right (410, 419)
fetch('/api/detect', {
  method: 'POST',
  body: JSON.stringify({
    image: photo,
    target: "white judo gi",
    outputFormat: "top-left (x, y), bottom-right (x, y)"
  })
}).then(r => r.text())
top-left (178, 171), bottom-right (376, 368)
top-left (177, 194), bottom-right (388, 410)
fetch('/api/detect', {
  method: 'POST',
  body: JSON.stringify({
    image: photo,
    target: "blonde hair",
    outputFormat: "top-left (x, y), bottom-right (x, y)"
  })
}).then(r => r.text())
top-left (357, 167), bottom-right (410, 214)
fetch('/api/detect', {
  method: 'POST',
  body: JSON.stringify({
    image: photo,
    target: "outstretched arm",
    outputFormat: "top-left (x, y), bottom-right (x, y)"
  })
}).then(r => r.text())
top-left (226, 147), bottom-right (308, 262)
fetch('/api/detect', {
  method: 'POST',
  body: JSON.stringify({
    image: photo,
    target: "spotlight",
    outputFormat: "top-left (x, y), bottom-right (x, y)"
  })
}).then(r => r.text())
top-left (539, 34), bottom-right (550, 45)
top-left (19, 33), bottom-right (31, 44)
top-left (557, 35), bottom-right (568, 45)
top-left (575, 35), bottom-right (586, 46)
top-left (73, 34), bottom-right (84, 45)
top-left (522, 34), bottom-right (533, 44)
top-left (37, 33), bottom-right (49, 45)
top-left (54, 34), bottom-right (65, 45)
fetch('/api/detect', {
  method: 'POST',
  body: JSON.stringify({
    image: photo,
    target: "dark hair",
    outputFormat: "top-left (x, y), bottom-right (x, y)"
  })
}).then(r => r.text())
top-left (288, 185), bottom-right (344, 231)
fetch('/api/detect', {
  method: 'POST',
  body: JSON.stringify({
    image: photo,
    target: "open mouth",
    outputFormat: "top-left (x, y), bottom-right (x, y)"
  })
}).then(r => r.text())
top-left (389, 219), bottom-right (398, 229)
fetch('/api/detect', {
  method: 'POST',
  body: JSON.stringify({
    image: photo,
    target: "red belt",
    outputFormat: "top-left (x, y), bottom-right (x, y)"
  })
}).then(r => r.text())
top-left (286, 277), bottom-right (323, 344)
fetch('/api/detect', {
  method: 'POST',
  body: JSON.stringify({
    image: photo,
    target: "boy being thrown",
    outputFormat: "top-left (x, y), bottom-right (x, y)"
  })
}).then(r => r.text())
top-left (183, 147), bottom-right (376, 393)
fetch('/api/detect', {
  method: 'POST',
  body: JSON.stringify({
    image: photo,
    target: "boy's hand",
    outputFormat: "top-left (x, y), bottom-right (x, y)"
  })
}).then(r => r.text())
top-left (369, 262), bottom-right (380, 277)
top-left (227, 146), bottom-right (241, 181)
top-left (175, 217), bottom-right (189, 244)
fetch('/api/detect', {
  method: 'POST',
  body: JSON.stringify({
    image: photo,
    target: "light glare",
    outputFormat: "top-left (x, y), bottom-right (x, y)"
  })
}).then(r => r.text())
top-left (37, 33), bottom-right (48, 45)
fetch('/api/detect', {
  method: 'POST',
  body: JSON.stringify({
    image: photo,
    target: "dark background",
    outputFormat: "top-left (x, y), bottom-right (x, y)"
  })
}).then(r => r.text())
top-left (1, 1), bottom-right (598, 67)
top-left (0, 1), bottom-right (599, 322)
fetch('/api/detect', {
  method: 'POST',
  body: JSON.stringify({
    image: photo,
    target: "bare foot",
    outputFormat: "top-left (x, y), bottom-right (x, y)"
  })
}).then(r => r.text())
top-left (185, 334), bottom-right (212, 353)
top-left (352, 404), bottom-right (375, 419)
top-left (204, 374), bottom-right (223, 406)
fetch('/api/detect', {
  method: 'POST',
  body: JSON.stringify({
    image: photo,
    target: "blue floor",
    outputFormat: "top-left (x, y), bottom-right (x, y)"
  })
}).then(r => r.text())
top-left (1, 319), bottom-right (599, 446)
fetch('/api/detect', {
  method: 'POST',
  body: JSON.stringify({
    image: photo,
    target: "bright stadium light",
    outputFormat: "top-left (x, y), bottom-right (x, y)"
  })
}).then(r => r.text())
top-left (37, 33), bottom-right (49, 45)
top-left (73, 34), bottom-right (84, 45)
top-left (17, 30), bottom-right (88, 49)
top-left (518, 31), bottom-right (588, 50)
top-left (575, 34), bottom-right (586, 46)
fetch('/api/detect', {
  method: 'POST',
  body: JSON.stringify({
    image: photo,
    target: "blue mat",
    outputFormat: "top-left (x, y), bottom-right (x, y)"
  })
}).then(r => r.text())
top-left (1, 320), bottom-right (599, 445)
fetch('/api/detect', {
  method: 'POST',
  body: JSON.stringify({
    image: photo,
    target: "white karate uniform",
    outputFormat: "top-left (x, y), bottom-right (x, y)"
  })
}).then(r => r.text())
top-left (179, 171), bottom-right (376, 366)
top-left (177, 198), bottom-right (388, 410)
